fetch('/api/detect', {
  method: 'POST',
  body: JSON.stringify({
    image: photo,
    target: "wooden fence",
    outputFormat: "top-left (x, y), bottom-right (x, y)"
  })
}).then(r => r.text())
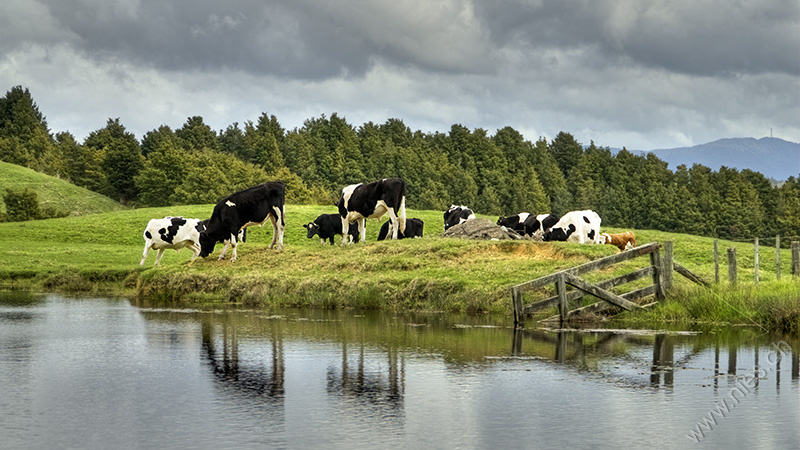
top-left (714, 238), bottom-right (800, 284)
top-left (511, 242), bottom-right (707, 328)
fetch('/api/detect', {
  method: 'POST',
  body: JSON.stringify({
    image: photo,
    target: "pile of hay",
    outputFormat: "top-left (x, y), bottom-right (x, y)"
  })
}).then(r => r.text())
top-left (442, 218), bottom-right (535, 240)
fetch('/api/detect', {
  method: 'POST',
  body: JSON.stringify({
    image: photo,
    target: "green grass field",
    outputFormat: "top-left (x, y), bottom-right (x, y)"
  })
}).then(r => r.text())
top-left (1, 200), bottom-right (798, 330)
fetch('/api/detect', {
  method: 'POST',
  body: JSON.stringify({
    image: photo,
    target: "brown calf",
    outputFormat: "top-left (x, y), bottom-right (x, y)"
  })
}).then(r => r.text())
top-left (600, 231), bottom-right (636, 251)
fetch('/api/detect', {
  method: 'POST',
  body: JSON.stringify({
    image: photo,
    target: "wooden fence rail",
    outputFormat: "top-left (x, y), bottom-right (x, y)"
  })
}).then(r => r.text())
top-left (512, 241), bottom-right (707, 328)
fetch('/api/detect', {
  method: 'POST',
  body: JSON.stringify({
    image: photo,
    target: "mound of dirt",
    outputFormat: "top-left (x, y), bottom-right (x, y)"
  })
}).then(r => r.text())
top-left (442, 218), bottom-right (537, 240)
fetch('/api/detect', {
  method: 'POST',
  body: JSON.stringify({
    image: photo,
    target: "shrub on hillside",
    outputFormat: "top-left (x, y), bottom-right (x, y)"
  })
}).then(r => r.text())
top-left (2, 188), bottom-right (68, 222)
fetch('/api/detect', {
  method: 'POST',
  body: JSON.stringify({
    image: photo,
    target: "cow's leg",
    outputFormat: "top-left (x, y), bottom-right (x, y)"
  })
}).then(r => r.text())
top-left (269, 206), bottom-right (284, 250)
top-left (188, 243), bottom-right (201, 265)
top-left (269, 216), bottom-right (283, 250)
top-left (154, 249), bottom-right (165, 266)
top-left (322, 237), bottom-right (327, 245)
top-left (358, 219), bottom-right (366, 243)
top-left (229, 234), bottom-right (240, 262)
top-left (140, 242), bottom-right (151, 266)
top-left (387, 208), bottom-right (399, 239)
top-left (341, 217), bottom-right (350, 245)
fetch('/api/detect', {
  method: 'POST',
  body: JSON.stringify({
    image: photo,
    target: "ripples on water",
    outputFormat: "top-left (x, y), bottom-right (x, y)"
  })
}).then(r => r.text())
top-left (1, 293), bottom-right (799, 449)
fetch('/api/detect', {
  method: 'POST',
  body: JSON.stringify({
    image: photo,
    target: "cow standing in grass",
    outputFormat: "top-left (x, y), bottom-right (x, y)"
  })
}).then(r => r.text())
top-left (199, 182), bottom-right (285, 261)
top-left (140, 216), bottom-right (205, 266)
top-left (336, 178), bottom-right (407, 243)
top-left (304, 213), bottom-right (360, 245)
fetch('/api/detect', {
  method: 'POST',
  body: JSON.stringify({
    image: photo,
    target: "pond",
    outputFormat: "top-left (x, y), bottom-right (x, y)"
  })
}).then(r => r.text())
top-left (1, 292), bottom-right (798, 449)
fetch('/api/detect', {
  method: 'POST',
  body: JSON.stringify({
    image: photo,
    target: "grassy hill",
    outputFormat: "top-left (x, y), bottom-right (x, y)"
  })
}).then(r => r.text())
top-left (0, 161), bottom-right (125, 217)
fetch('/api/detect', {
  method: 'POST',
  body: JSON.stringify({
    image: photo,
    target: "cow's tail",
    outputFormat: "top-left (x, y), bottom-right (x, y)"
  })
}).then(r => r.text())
top-left (398, 195), bottom-right (407, 234)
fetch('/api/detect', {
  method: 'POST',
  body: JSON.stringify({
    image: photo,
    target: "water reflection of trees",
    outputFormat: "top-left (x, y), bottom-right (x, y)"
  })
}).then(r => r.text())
top-left (512, 328), bottom-right (800, 391)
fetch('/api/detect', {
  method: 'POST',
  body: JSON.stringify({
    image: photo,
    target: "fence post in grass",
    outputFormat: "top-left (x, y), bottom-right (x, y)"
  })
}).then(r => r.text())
top-left (728, 248), bottom-right (737, 285)
top-left (714, 239), bottom-right (720, 284)
top-left (792, 242), bottom-right (800, 278)
top-left (556, 274), bottom-right (568, 324)
top-left (754, 237), bottom-right (759, 284)
top-left (776, 235), bottom-right (781, 281)
top-left (663, 241), bottom-right (674, 292)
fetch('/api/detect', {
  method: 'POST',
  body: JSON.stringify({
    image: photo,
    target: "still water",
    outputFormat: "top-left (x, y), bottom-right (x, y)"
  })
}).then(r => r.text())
top-left (1, 292), bottom-right (798, 449)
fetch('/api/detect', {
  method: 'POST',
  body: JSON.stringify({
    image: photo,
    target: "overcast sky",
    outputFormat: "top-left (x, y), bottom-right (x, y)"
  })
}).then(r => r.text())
top-left (1, 0), bottom-right (798, 150)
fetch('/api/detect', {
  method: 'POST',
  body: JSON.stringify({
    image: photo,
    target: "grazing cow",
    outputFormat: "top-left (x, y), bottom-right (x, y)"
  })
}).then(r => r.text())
top-left (377, 218), bottom-right (424, 240)
top-left (201, 219), bottom-right (246, 250)
top-left (140, 216), bottom-right (205, 266)
top-left (336, 178), bottom-right (407, 243)
top-left (530, 213), bottom-right (559, 239)
top-left (543, 210), bottom-right (602, 244)
top-left (600, 231), bottom-right (636, 251)
top-left (199, 182), bottom-right (286, 261)
top-left (497, 213), bottom-right (531, 235)
top-left (444, 205), bottom-right (475, 230)
top-left (304, 213), bottom-right (360, 245)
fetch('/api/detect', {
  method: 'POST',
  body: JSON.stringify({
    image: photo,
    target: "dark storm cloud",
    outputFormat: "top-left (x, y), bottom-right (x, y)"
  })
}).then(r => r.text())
top-left (1, 0), bottom-right (798, 149)
top-left (4, 0), bottom-right (491, 79)
top-left (475, 0), bottom-right (800, 77)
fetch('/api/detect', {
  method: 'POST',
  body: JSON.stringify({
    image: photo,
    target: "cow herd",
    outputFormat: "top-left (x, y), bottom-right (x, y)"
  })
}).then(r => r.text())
top-left (140, 178), bottom-right (636, 265)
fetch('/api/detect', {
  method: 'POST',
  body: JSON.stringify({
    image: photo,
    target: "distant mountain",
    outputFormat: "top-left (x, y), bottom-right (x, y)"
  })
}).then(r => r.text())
top-left (631, 138), bottom-right (800, 181)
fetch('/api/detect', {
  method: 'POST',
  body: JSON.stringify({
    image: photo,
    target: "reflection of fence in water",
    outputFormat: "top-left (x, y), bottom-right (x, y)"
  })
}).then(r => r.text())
top-left (512, 328), bottom-right (800, 390)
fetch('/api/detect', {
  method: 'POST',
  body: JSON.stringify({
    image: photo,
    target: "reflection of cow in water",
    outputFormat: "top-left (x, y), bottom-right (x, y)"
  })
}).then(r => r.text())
top-left (200, 321), bottom-right (285, 400)
top-left (326, 343), bottom-right (405, 415)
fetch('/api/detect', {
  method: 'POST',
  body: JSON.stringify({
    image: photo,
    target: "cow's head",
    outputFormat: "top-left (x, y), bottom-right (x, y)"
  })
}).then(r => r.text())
top-left (303, 222), bottom-right (319, 239)
top-left (543, 224), bottom-right (576, 242)
top-left (198, 232), bottom-right (216, 258)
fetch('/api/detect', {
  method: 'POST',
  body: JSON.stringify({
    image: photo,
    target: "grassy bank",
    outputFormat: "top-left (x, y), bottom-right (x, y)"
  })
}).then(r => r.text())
top-left (1, 204), bottom-right (798, 329)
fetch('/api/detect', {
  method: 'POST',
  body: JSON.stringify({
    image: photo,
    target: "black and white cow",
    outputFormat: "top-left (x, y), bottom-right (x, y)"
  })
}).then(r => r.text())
top-left (304, 213), bottom-right (360, 245)
top-left (496, 213), bottom-right (532, 235)
top-left (530, 213), bottom-right (559, 239)
top-left (377, 218), bottom-right (424, 241)
top-left (199, 182), bottom-right (286, 261)
top-left (140, 216), bottom-right (206, 266)
top-left (542, 210), bottom-right (602, 244)
top-left (336, 178), bottom-right (407, 243)
top-left (443, 205), bottom-right (475, 230)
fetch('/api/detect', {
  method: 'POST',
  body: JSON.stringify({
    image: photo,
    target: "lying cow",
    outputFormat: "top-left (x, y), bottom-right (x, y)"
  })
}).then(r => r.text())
top-left (377, 218), bottom-right (424, 240)
top-left (496, 213), bottom-right (532, 235)
top-left (336, 178), bottom-right (407, 243)
top-left (600, 231), bottom-right (636, 251)
top-left (199, 182), bottom-right (286, 261)
top-left (530, 213), bottom-right (559, 239)
top-left (444, 205), bottom-right (475, 230)
top-left (543, 210), bottom-right (602, 244)
top-left (304, 213), bottom-right (359, 245)
top-left (140, 216), bottom-right (205, 266)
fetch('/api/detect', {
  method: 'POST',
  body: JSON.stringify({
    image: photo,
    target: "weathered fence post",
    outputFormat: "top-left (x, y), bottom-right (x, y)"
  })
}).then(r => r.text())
top-left (728, 248), bottom-right (737, 285)
top-left (663, 241), bottom-right (674, 292)
top-left (776, 235), bottom-right (781, 280)
top-left (754, 237), bottom-right (759, 284)
top-left (714, 239), bottom-right (720, 284)
top-left (512, 287), bottom-right (524, 328)
top-left (793, 242), bottom-right (800, 278)
top-left (650, 248), bottom-right (666, 300)
top-left (556, 274), bottom-right (568, 323)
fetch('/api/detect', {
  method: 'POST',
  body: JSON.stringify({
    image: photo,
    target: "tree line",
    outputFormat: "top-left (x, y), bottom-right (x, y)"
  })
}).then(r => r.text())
top-left (1, 85), bottom-right (799, 241)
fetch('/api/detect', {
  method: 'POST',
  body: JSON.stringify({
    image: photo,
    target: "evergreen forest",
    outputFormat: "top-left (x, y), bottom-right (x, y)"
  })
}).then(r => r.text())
top-left (2, 86), bottom-right (798, 242)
